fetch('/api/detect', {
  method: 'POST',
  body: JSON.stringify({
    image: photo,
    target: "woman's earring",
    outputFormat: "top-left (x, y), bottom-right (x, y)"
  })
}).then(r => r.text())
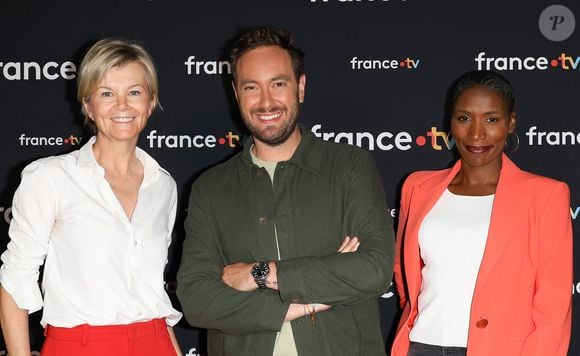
top-left (505, 132), bottom-right (520, 152)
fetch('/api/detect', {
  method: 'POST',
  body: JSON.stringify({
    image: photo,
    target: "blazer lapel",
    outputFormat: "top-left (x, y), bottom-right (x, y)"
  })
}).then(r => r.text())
top-left (473, 154), bottom-right (532, 293)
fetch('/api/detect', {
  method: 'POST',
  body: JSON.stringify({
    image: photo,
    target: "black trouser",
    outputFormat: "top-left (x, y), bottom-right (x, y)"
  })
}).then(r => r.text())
top-left (408, 341), bottom-right (467, 356)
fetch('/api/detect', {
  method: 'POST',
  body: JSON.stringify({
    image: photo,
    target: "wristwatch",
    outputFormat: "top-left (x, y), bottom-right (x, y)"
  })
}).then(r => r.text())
top-left (251, 261), bottom-right (270, 289)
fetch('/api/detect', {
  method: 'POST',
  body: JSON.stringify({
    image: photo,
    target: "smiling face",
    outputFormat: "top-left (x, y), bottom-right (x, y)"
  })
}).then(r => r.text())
top-left (451, 85), bottom-right (516, 172)
top-left (233, 45), bottom-right (305, 147)
top-left (83, 62), bottom-right (154, 145)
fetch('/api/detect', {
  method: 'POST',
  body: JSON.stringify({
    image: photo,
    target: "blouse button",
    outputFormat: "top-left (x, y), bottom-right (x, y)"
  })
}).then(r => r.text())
top-left (476, 319), bottom-right (488, 328)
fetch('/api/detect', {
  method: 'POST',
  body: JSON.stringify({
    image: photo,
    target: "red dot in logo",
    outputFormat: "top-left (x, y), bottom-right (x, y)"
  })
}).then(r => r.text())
top-left (64, 138), bottom-right (69, 144)
top-left (550, 59), bottom-right (558, 67)
top-left (218, 137), bottom-right (226, 145)
top-left (415, 136), bottom-right (427, 146)
top-left (400, 61), bottom-right (406, 67)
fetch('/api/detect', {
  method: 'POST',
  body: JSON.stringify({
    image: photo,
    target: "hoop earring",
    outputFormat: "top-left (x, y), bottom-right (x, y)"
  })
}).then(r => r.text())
top-left (445, 132), bottom-right (456, 150)
top-left (505, 132), bottom-right (520, 152)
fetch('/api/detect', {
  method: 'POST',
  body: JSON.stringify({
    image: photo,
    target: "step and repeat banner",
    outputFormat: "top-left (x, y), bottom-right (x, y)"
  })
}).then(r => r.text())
top-left (0, 0), bottom-right (578, 354)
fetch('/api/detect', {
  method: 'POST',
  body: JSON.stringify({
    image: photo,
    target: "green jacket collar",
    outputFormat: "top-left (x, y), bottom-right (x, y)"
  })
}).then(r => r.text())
top-left (238, 124), bottom-right (322, 186)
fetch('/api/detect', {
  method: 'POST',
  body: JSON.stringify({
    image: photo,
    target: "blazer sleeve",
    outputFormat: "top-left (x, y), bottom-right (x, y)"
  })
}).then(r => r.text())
top-left (521, 181), bottom-right (573, 355)
top-left (393, 174), bottom-right (413, 309)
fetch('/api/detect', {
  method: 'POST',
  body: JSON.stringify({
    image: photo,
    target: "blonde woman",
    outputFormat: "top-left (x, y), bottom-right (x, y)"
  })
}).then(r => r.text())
top-left (0, 39), bottom-right (182, 356)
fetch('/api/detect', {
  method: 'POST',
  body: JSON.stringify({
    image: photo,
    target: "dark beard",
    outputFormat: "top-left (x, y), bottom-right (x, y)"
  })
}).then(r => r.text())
top-left (243, 102), bottom-right (300, 146)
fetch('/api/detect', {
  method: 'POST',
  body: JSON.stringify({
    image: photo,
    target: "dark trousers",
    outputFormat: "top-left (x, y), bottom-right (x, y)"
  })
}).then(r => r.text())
top-left (408, 341), bottom-right (467, 356)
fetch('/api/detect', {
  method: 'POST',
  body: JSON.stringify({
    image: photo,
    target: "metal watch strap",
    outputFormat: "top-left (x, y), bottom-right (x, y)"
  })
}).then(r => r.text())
top-left (255, 277), bottom-right (267, 289)
top-left (252, 261), bottom-right (270, 289)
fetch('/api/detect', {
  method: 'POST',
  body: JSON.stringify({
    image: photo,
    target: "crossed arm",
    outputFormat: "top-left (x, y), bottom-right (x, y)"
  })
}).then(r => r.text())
top-left (221, 236), bottom-right (361, 322)
top-left (176, 150), bottom-right (394, 333)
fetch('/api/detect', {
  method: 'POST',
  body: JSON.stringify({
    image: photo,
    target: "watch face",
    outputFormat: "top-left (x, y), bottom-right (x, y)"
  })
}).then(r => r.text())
top-left (251, 261), bottom-right (270, 279)
top-left (252, 269), bottom-right (268, 278)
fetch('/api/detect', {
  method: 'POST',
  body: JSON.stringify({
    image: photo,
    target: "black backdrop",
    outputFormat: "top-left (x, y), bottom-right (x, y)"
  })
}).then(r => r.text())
top-left (0, 1), bottom-right (578, 355)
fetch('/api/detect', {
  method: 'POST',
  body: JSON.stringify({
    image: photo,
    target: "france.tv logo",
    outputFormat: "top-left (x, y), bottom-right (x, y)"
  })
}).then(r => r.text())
top-left (475, 52), bottom-right (579, 71)
top-left (18, 134), bottom-right (82, 146)
top-left (311, 124), bottom-right (454, 151)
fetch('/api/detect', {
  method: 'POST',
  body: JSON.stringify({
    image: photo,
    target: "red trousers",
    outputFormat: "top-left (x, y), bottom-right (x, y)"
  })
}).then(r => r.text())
top-left (41, 318), bottom-right (177, 356)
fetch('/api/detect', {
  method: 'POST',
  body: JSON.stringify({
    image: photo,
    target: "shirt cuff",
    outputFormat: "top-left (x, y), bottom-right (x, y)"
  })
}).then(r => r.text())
top-left (0, 270), bottom-right (44, 314)
top-left (275, 259), bottom-right (307, 304)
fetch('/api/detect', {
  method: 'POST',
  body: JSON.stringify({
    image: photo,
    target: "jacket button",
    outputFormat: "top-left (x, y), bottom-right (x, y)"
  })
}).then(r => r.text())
top-left (259, 217), bottom-right (267, 224)
top-left (256, 170), bottom-right (262, 177)
top-left (476, 319), bottom-right (488, 328)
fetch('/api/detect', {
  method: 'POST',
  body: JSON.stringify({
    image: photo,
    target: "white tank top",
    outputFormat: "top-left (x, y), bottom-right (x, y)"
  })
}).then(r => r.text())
top-left (409, 189), bottom-right (494, 347)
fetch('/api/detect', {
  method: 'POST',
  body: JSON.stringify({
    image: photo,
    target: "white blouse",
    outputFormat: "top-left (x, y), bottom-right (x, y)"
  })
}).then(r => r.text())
top-left (0, 136), bottom-right (182, 327)
top-left (410, 189), bottom-right (494, 347)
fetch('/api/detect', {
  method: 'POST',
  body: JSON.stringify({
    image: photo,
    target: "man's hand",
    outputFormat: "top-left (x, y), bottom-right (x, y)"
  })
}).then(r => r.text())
top-left (222, 263), bottom-right (256, 291)
top-left (337, 236), bottom-right (360, 253)
top-left (284, 302), bottom-right (332, 322)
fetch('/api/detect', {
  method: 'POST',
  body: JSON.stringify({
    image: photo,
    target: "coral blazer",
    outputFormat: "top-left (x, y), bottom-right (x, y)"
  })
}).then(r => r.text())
top-left (391, 154), bottom-right (572, 356)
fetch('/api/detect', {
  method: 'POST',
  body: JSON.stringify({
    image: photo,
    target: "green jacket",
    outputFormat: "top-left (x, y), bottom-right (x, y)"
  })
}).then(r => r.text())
top-left (177, 125), bottom-right (395, 356)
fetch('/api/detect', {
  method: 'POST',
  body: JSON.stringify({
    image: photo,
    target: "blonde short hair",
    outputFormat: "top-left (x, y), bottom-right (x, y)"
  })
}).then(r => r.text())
top-left (77, 38), bottom-right (160, 132)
